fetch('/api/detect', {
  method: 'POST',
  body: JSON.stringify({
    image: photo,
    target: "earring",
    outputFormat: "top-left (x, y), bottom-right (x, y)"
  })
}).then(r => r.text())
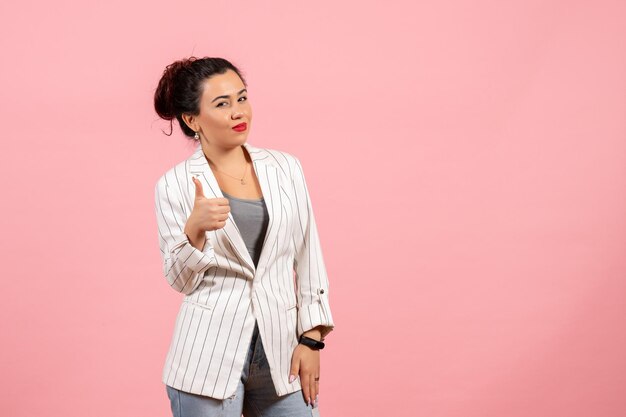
top-left (194, 131), bottom-right (199, 140)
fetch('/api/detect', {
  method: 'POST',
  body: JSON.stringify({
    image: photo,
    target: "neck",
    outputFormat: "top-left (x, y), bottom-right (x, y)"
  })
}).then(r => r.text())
top-left (201, 141), bottom-right (249, 171)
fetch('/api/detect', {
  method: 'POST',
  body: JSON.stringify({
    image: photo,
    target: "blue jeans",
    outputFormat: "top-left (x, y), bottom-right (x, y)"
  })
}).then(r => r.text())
top-left (165, 320), bottom-right (320, 417)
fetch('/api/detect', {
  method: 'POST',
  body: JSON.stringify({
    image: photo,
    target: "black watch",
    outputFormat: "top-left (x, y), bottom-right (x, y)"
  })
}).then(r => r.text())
top-left (298, 335), bottom-right (325, 350)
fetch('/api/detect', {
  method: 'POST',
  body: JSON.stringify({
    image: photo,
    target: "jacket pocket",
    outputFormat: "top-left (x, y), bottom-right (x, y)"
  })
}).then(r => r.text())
top-left (286, 303), bottom-right (298, 344)
top-left (183, 298), bottom-right (215, 311)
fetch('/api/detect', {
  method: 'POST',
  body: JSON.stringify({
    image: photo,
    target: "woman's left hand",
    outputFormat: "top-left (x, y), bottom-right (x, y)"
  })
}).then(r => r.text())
top-left (289, 343), bottom-right (320, 407)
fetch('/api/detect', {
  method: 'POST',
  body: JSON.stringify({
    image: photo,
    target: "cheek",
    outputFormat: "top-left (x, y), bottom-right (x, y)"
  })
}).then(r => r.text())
top-left (202, 112), bottom-right (228, 128)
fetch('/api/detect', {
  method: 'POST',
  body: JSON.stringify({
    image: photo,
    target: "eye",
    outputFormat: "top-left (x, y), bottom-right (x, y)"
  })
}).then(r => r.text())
top-left (216, 96), bottom-right (247, 108)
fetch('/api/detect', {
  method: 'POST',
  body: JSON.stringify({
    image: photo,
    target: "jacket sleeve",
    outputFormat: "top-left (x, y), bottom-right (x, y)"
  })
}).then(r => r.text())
top-left (291, 156), bottom-right (335, 341)
top-left (154, 175), bottom-right (217, 295)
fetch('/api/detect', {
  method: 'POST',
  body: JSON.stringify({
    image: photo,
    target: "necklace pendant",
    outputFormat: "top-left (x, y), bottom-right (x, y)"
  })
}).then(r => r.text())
top-left (241, 179), bottom-right (246, 185)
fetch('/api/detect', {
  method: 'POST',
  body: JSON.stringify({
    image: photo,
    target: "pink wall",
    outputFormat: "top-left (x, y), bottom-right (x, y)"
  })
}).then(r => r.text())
top-left (1, 1), bottom-right (625, 416)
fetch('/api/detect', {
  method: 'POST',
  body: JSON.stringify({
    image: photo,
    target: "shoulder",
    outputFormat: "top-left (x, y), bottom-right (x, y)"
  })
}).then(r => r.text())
top-left (154, 157), bottom-right (191, 195)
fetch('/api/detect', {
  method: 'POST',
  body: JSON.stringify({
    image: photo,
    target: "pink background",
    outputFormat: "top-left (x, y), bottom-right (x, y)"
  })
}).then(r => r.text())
top-left (1, 1), bottom-right (625, 416)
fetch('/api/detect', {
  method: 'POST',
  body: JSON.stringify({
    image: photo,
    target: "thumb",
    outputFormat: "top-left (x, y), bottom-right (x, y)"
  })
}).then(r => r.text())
top-left (192, 176), bottom-right (205, 200)
top-left (289, 351), bottom-right (300, 383)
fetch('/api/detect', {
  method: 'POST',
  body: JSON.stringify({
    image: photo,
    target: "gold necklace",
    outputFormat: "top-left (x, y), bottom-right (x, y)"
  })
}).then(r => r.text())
top-left (210, 161), bottom-right (248, 185)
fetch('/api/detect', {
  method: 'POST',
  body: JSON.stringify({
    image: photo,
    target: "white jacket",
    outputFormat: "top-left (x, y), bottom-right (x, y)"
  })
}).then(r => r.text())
top-left (154, 141), bottom-right (335, 399)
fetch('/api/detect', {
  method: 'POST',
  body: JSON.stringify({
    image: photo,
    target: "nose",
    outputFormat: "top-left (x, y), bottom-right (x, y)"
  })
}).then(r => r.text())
top-left (232, 102), bottom-right (247, 119)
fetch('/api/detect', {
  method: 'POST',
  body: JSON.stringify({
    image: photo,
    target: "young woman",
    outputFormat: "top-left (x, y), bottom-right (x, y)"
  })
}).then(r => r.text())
top-left (153, 56), bottom-right (335, 417)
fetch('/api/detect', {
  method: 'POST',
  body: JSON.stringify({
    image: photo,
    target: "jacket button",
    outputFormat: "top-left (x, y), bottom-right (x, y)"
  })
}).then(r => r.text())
top-left (320, 289), bottom-right (325, 294)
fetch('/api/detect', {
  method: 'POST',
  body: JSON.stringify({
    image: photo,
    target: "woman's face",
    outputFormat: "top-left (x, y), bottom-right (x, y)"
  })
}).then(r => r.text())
top-left (184, 69), bottom-right (252, 148)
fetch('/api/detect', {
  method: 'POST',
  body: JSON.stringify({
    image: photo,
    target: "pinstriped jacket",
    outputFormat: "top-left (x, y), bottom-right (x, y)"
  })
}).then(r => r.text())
top-left (154, 141), bottom-right (335, 400)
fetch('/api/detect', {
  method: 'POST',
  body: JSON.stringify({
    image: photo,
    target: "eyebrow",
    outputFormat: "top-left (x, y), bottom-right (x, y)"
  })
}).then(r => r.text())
top-left (211, 88), bottom-right (247, 103)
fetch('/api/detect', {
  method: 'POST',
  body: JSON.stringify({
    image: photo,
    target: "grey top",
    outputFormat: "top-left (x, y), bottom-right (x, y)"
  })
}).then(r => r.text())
top-left (221, 189), bottom-right (269, 268)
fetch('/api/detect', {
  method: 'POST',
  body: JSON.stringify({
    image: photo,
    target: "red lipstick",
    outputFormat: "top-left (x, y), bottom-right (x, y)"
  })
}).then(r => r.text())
top-left (232, 123), bottom-right (247, 132)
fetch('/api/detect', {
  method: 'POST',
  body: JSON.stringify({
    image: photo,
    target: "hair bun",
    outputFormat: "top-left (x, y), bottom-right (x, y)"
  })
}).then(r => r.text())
top-left (154, 58), bottom-right (197, 120)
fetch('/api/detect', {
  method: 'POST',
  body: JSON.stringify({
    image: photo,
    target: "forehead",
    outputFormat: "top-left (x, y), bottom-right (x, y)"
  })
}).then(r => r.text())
top-left (201, 70), bottom-right (245, 101)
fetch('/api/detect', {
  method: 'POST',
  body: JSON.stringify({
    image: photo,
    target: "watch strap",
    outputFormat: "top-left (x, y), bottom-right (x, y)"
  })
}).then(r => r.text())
top-left (299, 335), bottom-right (325, 350)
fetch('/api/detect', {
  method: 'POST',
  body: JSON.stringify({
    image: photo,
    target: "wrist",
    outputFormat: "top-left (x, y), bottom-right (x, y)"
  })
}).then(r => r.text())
top-left (184, 220), bottom-right (202, 240)
top-left (184, 221), bottom-right (206, 251)
top-left (302, 326), bottom-right (322, 341)
top-left (299, 335), bottom-right (325, 350)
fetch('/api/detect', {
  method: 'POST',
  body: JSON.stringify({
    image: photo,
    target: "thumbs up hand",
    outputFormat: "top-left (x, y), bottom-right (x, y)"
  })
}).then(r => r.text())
top-left (183, 177), bottom-right (231, 245)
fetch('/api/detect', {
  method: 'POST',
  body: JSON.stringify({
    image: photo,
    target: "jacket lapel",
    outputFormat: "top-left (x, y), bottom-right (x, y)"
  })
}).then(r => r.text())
top-left (187, 142), bottom-right (276, 278)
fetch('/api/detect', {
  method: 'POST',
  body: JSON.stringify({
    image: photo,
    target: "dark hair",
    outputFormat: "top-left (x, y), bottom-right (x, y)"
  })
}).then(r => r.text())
top-left (154, 56), bottom-right (247, 139)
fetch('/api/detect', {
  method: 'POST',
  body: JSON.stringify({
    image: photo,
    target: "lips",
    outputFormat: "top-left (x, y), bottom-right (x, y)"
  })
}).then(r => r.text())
top-left (232, 123), bottom-right (247, 132)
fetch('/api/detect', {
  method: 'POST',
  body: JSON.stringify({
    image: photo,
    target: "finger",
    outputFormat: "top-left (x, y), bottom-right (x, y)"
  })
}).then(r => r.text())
top-left (192, 177), bottom-right (205, 199)
top-left (314, 374), bottom-right (319, 405)
top-left (289, 352), bottom-right (300, 385)
top-left (217, 205), bottom-right (231, 215)
top-left (210, 197), bottom-right (230, 205)
top-left (301, 371), bottom-right (311, 406)
top-left (313, 361), bottom-right (320, 404)
top-left (314, 372), bottom-right (319, 393)
top-left (309, 372), bottom-right (316, 406)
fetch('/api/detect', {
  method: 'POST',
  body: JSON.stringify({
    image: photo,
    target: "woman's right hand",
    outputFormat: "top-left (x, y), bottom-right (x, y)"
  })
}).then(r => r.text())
top-left (184, 177), bottom-right (231, 240)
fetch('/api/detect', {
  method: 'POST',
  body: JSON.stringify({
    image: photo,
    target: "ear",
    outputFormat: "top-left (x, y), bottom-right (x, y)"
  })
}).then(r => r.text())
top-left (181, 113), bottom-right (198, 132)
